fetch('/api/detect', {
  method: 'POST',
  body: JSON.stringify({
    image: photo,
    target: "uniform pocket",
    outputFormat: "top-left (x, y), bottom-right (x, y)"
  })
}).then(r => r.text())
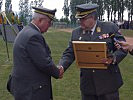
top-left (30, 82), bottom-right (50, 100)
top-left (32, 82), bottom-right (48, 93)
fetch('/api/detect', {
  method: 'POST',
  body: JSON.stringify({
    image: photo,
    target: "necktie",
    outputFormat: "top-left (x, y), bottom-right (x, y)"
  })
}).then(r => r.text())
top-left (84, 30), bottom-right (92, 40)
top-left (87, 30), bottom-right (92, 40)
top-left (89, 30), bottom-right (92, 35)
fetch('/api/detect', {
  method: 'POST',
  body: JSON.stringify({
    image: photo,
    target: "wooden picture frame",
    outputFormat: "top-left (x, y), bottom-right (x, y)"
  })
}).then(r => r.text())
top-left (72, 41), bottom-right (107, 69)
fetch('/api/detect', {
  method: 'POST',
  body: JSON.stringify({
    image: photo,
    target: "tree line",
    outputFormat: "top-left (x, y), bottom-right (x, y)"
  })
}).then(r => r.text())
top-left (0, 0), bottom-right (133, 25)
top-left (63, 0), bottom-right (133, 24)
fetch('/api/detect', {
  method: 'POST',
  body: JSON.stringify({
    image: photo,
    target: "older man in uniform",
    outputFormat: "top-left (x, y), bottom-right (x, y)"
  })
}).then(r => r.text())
top-left (59, 3), bottom-right (127, 100)
top-left (7, 7), bottom-right (63, 100)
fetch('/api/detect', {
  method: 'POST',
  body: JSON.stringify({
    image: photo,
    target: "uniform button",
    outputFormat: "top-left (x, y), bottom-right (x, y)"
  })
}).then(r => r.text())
top-left (93, 70), bottom-right (95, 72)
top-left (39, 86), bottom-right (42, 88)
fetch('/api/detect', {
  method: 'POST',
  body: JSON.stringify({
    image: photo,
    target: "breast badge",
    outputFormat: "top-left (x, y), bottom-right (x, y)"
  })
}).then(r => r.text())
top-left (96, 27), bottom-right (101, 33)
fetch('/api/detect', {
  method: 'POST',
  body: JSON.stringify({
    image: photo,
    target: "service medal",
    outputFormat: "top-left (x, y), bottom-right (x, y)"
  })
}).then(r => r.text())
top-left (99, 35), bottom-right (103, 39)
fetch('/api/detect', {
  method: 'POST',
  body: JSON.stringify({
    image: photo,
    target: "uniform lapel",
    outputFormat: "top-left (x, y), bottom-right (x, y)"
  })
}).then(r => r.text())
top-left (77, 27), bottom-right (84, 41)
top-left (91, 21), bottom-right (103, 41)
top-left (79, 28), bottom-right (92, 41)
top-left (29, 23), bottom-right (40, 33)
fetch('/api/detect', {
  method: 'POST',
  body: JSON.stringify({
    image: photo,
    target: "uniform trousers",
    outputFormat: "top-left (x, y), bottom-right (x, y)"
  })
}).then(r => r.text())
top-left (81, 91), bottom-right (119, 100)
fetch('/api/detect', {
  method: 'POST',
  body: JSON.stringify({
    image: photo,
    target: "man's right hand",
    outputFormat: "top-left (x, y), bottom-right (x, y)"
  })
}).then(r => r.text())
top-left (58, 65), bottom-right (64, 79)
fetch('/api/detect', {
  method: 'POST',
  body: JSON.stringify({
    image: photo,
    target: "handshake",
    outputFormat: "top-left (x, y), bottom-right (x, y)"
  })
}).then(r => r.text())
top-left (57, 65), bottom-right (64, 79)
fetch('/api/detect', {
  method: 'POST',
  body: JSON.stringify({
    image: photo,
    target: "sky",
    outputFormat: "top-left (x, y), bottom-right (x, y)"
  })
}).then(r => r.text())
top-left (1, 0), bottom-right (65, 19)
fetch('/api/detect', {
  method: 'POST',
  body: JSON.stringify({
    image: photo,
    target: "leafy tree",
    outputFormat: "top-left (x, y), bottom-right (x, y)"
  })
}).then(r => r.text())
top-left (116, 0), bottom-right (125, 21)
top-left (5, 0), bottom-right (11, 12)
top-left (29, 1), bottom-right (34, 22)
top-left (19, 0), bottom-right (29, 25)
top-left (4, 0), bottom-right (18, 24)
top-left (19, 0), bottom-right (24, 23)
top-left (63, 0), bottom-right (69, 18)
top-left (67, 0), bottom-right (131, 22)
top-left (104, 0), bottom-right (111, 21)
top-left (92, 0), bottom-right (104, 20)
top-left (38, 0), bottom-right (44, 7)
top-left (0, 0), bottom-right (3, 11)
top-left (60, 17), bottom-right (70, 24)
top-left (33, 0), bottom-right (44, 7)
top-left (131, 0), bottom-right (133, 21)
top-left (112, 0), bottom-right (117, 21)
top-left (24, 0), bottom-right (29, 18)
top-left (125, 0), bottom-right (133, 21)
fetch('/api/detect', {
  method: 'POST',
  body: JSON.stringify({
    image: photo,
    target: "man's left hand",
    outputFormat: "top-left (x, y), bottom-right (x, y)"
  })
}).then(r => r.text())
top-left (101, 54), bottom-right (115, 65)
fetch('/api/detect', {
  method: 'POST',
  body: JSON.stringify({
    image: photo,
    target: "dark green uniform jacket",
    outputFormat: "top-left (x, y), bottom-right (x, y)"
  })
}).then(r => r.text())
top-left (59, 20), bottom-right (127, 95)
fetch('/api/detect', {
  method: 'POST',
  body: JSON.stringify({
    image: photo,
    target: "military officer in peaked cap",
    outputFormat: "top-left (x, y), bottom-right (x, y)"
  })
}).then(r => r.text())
top-left (59, 3), bottom-right (127, 100)
top-left (7, 6), bottom-right (64, 100)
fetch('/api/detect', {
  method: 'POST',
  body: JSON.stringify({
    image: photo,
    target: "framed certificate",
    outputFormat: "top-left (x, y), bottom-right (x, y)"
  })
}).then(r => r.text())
top-left (72, 41), bottom-right (107, 69)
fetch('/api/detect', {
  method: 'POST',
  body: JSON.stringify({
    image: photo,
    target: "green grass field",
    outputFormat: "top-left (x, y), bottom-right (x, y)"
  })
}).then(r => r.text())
top-left (0, 29), bottom-right (133, 100)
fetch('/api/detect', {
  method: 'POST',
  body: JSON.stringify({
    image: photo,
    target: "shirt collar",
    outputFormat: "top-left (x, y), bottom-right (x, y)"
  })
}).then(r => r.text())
top-left (31, 22), bottom-right (41, 32)
top-left (91, 21), bottom-right (97, 35)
